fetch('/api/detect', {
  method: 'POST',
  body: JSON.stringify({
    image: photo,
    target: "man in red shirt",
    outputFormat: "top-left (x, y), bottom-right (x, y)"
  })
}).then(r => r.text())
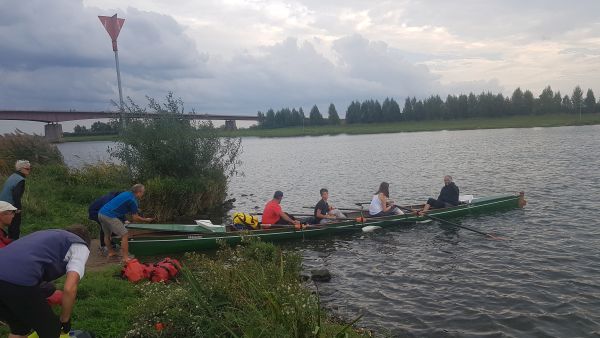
top-left (262, 191), bottom-right (300, 228)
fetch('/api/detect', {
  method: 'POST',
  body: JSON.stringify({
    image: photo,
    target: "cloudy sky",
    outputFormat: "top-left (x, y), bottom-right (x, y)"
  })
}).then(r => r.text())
top-left (1, 0), bottom-right (600, 132)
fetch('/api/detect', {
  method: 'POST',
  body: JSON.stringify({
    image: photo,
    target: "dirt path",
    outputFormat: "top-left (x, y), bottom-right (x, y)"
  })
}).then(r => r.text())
top-left (86, 239), bottom-right (122, 272)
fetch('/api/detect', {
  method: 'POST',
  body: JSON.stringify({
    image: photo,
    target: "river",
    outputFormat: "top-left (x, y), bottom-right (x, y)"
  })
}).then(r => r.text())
top-left (58, 125), bottom-right (600, 337)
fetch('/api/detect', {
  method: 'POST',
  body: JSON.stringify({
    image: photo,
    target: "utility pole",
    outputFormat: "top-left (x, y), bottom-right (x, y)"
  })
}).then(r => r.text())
top-left (99, 14), bottom-right (126, 126)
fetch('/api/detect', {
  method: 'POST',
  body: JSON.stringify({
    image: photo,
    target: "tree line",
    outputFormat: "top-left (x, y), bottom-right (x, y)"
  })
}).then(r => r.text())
top-left (257, 85), bottom-right (598, 128)
top-left (257, 104), bottom-right (340, 128)
top-left (70, 121), bottom-right (119, 135)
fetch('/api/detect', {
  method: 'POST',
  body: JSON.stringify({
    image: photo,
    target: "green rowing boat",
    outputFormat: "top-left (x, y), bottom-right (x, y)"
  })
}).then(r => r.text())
top-left (127, 192), bottom-right (526, 256)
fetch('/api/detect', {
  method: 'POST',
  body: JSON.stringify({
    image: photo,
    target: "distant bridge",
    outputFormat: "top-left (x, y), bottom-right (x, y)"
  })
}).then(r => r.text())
top-left (0, 110), bottom-right (259, 141)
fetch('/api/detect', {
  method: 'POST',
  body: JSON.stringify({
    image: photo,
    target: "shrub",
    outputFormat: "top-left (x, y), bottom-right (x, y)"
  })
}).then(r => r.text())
top-left (141, 174), bottom-right (227, 222)
top-left (111, 93), bottom-right (242, 181)
top-left (109, 93), bottom-right (242, 222)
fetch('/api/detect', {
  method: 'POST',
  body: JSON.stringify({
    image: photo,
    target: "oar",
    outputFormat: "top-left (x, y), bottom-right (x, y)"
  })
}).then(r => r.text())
top-left (395, 206), bottom-right (507, 241)
top-left (302, 206), bottom-right (362, 212)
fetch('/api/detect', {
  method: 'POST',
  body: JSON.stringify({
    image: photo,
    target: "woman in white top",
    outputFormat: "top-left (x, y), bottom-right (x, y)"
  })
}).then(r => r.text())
top-left (368, 182), bottom-right (403, 217)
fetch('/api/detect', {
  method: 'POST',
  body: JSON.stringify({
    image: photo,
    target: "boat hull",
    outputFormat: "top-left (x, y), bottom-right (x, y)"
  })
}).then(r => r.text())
top-left (128, 193), bottom-right (524, 256)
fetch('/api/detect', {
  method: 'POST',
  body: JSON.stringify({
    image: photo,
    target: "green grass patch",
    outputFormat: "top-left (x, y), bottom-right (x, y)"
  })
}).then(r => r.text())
top-left (17, 163), bottom-right (130, 236)
top-left (71, 267), bottom-right (140, 336)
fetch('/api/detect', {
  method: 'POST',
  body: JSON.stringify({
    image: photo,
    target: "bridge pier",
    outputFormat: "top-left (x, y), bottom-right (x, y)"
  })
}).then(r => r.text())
top-left (224, 120), bottom-right (237, 130)
top-left (44, 123), bottom-right (63, 143)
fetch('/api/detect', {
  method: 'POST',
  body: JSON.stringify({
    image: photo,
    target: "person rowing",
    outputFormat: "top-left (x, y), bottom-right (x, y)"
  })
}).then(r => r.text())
top-left (417, 175), bottom-right (460, 215)
top-left (314, 188), bottom-right (346, 224)
top-left (368, 182), bottom-right (403, 217)
top-left (261, 191), bottom-right (301, 228)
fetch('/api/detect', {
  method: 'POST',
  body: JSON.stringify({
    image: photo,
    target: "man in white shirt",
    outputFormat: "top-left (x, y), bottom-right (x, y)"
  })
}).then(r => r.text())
top-left (0, 225), bottom-right (90, 338)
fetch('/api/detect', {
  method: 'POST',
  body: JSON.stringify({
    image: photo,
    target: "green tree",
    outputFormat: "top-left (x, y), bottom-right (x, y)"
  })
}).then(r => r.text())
top-left (523, 90), bottom-right (534, 115)
top-left (571, 86), bottom-right (584, 114)
top-left (584, 88), bottom-right (596, 114)
top-left (327, 103), bottom-right (341, 125)
top-left (111, 93), bottom-right (243, 221)
top-left (73, 125), bottom-right (88, 134)
top-left (561, 95), bottom-right (572, 113)
top-left (402, 97), bottom-right (414, 120)
top-left (537, 86), bottom-right (555, 115)
top-left (309, 105), bottom-right (324, 125)
top-left (511, 87), bottom-right (525, 115)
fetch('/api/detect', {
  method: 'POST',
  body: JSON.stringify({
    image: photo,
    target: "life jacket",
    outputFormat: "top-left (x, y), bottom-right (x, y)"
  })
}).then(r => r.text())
top-left (122, 258), bottom-right (181, 283)
top-left (149, 258), bottom-right (181, 283)
top-left (233, 212), bottom-right (259, 230)
top-left (121, 259), bottom-right (146, 283)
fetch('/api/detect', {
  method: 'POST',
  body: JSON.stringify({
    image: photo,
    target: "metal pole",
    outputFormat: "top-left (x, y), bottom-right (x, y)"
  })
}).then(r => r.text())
top-left (114, 50), bottom-right (124, 108)
top-left (114, 49), bottom-right (125, 127)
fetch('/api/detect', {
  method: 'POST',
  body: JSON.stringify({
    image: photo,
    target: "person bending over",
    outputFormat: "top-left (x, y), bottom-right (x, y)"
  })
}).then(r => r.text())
top-left (98, 184), bottom-right (153, 261)
top-left (0, 225), bottom-right (91, 338)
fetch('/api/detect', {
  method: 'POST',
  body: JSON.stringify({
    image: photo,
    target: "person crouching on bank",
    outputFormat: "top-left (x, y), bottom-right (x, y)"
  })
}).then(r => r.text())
top-left (0, 225), bottom-right (91, 338)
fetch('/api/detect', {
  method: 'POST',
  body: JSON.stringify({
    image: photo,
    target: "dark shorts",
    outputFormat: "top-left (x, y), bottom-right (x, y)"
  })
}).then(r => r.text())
top-left (0, 280), bottom-right (60, 337)
top-left (275, 213), bottom-right (296, 225)
top-left (427, 198), bottom-right (454, 209)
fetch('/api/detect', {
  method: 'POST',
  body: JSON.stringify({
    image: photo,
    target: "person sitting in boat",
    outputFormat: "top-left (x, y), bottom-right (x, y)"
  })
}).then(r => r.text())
top-left (418, 175), bottom-right (460, 215)
top-left (314, 188), bottom-right (346, 224)
top-left (0, 201), bottom-right (17, 248)
top-left (262, 191), bottom-right (301, 228)
top-left (368, 182), bottom-right (403, 217)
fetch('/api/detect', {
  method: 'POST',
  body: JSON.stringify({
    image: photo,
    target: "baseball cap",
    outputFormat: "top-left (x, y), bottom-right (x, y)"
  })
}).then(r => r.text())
top-left (0, 201), bottom-right (17, 213)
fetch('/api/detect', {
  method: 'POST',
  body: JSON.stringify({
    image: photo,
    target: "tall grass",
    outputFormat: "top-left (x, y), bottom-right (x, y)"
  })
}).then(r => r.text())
top-left (125, 241), bottom-right (369, 338)
top-left (0, 131), bottom-right (63, 175)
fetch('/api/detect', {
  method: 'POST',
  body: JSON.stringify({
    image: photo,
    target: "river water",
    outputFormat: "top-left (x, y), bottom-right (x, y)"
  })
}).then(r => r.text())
top-left (58, 125), bottom-right (600, 337)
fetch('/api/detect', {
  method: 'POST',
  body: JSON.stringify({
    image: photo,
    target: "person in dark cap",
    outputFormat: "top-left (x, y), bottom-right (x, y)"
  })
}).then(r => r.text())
top-left (0, 224), bottom-right (91, 337)
top-left (261, 191), bottom-right (300, 227)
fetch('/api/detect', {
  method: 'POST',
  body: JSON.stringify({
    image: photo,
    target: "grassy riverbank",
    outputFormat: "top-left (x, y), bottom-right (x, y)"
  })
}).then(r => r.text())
top-left (223, 113), bottom-right (600, 138)
top-left (1, 164), bottom-right (369, 337)
top-left (61, 113), bottom-right (600, 142)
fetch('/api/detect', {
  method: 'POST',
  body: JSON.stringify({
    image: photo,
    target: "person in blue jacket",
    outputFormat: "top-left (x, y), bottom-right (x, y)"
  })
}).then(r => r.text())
top-left (0, 225), bottom-right (91, 338)
top-left (98, 184), bottom-right (153, 261)
top-left (0, 160), bottom-right (31, 239)
top-left (88, 191), bottom-right (123, 255)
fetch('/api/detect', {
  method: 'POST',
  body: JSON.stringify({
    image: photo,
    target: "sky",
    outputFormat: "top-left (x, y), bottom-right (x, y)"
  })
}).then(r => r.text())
top-left (1, 0), bottom-right (600, 133)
